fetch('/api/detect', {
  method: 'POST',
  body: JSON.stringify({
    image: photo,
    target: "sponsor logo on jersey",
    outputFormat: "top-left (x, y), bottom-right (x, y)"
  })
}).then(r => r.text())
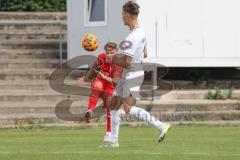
top-left (119, 40), bottom-right (133, 50)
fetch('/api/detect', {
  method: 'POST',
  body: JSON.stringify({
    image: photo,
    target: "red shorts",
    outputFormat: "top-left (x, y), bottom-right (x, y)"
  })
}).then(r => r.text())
top-left (91, 77), bottom-right (114, 108)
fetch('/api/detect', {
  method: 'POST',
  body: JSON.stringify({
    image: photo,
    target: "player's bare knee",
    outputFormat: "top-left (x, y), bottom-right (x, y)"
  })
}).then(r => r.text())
top-left (123, 103), bottom-right (131, 113)
top-left (124, 96), bottom-right (136, 106)
top-left (109, 96), bottom-right (122, 110)
top-left (92, 81), bottom-right (103, 90)
top-left (122, 96), bottom-right (136, 113)
top-left (115, 100), bottom-right (122, 110)
top-left (90, 94), bottom-right (98, 99)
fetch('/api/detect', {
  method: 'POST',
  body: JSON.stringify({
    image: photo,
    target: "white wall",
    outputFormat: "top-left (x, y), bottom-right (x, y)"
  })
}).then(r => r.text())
top-left (68, 0), bottom-right (240, 67)
top-left (203, 0), bottom-right (239, 58)
top-left (138, 0), bottom-right (240, 67)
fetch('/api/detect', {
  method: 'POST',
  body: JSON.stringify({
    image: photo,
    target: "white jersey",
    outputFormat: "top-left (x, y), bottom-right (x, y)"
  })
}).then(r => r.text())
top-left (122, 27), bottom-right (147, 79)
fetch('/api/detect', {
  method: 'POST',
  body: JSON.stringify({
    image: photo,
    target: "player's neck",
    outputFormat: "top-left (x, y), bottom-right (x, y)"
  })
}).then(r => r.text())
top-left (129, 20), bottom-right (139, 31)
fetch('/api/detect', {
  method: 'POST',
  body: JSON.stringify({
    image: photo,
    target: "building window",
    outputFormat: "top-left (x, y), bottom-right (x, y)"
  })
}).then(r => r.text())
top-left (85, 0), bottom-right (107, 26)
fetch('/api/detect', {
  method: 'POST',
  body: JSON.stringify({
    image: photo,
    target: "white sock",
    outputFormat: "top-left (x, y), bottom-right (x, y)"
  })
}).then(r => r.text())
top-left (110, 110), bottom-right (121, 142)
top-left (104, 132), bottom-right (111, 141)
top-left (106, 132), bottom-right (111, 136)
top-left (130, 106), bottom-right (164, 129)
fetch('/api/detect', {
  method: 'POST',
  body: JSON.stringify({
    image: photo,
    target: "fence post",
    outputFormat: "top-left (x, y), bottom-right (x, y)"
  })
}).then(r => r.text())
top-left (151, 68), bottom-right (157, 100)
top-left (59, 23), bottom-right (63, 68)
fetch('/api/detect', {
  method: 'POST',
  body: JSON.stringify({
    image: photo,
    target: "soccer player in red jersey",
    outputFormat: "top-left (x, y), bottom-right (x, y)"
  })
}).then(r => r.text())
top-left (79, 42), bottom-right (122, 142)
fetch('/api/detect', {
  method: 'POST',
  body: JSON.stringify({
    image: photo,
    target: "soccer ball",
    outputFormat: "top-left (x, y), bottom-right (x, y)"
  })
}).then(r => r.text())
top-left (82, 33), bottom-right (99, 51)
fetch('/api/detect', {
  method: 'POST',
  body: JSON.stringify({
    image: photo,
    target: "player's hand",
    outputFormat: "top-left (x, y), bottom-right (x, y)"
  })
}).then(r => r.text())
top-left (98, 71), bottom-right (106, 79)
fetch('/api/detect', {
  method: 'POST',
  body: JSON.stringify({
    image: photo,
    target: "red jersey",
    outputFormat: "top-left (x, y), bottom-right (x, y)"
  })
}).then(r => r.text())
top-left (97, 53), bottom-right (122, 83)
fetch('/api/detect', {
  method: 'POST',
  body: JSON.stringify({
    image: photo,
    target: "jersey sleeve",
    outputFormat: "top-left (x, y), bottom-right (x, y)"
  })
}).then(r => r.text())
top-left (122, 36), bottom-right (138, 58)
top-left (97, 53), bottom-right (106, 66)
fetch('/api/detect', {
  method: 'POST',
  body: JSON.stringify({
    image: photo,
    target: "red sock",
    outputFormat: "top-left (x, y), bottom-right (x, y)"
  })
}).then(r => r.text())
top-left (106, 111), bottom-right (111, 132)
top-left (88, 96), bottom-right (98, 110)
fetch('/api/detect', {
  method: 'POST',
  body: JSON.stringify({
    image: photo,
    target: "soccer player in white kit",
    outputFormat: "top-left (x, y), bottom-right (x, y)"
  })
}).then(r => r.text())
top-left (100, 1), bottom-right (171, 148)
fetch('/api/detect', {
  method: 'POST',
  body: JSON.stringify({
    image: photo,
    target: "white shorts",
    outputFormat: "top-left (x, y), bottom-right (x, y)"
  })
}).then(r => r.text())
top-left (114, 71), bottom-right (144, 100)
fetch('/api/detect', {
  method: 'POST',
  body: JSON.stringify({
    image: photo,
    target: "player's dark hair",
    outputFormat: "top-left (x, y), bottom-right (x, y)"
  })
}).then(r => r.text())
top-left (123, 1), bottom-right (140, 17)
top-left (104, 42), bottom-right (118, 50)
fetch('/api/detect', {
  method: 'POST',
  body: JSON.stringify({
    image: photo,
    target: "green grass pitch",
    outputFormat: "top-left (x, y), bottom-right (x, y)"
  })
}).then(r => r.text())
top-left (0, 125), bottom-right (240, 160)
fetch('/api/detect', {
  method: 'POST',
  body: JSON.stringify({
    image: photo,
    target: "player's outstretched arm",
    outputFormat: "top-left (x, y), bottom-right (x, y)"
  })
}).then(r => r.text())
top-left (97, 71), bottom-right (121, 85)
top-left (78, 61), bottom-right (99, 83)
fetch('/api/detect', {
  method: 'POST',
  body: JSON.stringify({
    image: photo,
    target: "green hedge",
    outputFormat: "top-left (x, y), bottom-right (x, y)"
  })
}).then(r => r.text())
top-left (0, 0), bottom-right (66, 12)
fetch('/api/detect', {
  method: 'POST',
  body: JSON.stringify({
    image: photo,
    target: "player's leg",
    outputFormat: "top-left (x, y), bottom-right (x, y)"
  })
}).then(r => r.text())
top-left (123, 95), bottom-right (164, 128)
top-left (109, 95), bottom-right (122, 142)
top-left (99, 78), bottom-right (132, 148)
top-left (86, 78), bottom-right (103, 123)
top-left (99, 95), bottom-right (122, 148)
top-left (102, 94), bottom-right (111, 142)
top-left (88, 78), bottom-right (104, 110)
top-left (123, 95), bottom-right (171, 143)
top-left (123, 74), bottom-right (171, 143)
top-left (102, 83), bottom-right (119, 141)
top-left (106, 110), bottom-right (111, 137)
